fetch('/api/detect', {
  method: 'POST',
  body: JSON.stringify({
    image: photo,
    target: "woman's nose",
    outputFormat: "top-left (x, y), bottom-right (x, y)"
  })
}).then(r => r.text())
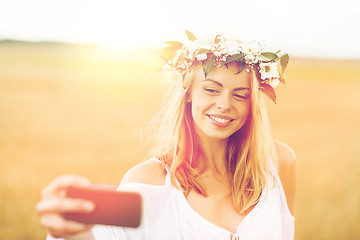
top-left (216, 93), bottom-right (231, 112)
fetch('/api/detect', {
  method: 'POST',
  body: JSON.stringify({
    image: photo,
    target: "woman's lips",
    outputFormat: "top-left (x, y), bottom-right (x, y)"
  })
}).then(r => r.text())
top-left (207, 114), bottom-right (234, 128)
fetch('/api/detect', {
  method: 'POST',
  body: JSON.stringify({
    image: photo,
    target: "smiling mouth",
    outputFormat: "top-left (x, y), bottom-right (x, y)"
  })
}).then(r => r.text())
top-left (207, 114), bottom-right (234, 124)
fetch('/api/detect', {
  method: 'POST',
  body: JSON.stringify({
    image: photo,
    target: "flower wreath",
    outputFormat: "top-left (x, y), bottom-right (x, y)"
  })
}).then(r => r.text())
top-left (161, 31), bottom-right (289, 103)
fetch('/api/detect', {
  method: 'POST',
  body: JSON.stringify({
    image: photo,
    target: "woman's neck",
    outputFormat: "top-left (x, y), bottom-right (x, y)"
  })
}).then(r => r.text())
top-left (197, 136), bottom-right (228, 177)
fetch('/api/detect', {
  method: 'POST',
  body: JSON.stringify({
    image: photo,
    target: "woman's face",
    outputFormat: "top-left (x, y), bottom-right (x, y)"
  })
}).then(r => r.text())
top-left (188, 63), bottom-right (251, 142)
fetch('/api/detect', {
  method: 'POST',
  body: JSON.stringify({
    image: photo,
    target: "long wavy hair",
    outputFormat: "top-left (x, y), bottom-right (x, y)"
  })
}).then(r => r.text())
top-left (149, 62), bottom-right (277, 213)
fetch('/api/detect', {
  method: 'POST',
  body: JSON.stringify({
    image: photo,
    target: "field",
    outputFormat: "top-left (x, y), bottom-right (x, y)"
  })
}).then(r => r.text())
top-left (0, 42), bottom-right (359, 239)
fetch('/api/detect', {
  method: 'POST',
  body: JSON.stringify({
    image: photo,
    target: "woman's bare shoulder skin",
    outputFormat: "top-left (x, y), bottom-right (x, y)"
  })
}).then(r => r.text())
top-left (120, 159), bottom-right (167, 185)
top-left (273, 140), bottom-right (296, 215)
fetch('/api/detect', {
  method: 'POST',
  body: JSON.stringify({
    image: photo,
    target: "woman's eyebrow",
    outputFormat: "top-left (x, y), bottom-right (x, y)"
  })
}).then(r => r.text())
top-left (203, 79), bottom-right (250, 91)
top-left (203, 79), bottom-right (222, 87)
top-left (234, 87), bottom-right (250, 91)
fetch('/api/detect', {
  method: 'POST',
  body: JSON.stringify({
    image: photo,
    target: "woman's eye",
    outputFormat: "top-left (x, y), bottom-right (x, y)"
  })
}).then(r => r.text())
top-left (204, 88), bottom-right (219, 94)
top-left (234, 94), bottom-right (248, 100)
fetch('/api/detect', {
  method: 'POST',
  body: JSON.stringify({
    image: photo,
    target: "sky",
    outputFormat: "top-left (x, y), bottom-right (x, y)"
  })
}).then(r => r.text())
top-left (0, 0), bottom-right (359, 59)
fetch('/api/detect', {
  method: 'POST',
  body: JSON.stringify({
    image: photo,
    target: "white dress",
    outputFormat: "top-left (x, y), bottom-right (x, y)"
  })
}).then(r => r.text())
top-left (47, 159), bottom-right (294, 240)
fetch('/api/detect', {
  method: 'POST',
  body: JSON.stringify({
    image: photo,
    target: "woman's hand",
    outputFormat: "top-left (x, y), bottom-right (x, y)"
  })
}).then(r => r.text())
top-left (36, 175), bottom-right (96, 238)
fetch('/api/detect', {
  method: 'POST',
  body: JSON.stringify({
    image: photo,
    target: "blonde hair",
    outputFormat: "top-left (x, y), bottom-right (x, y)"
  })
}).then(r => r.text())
top-left (149, 63), bottom-right (277, 213)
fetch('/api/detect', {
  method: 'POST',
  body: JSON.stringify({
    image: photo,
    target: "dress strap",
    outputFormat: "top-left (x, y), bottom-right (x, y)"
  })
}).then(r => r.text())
top-left (149, 158), bottom-right (171, 185)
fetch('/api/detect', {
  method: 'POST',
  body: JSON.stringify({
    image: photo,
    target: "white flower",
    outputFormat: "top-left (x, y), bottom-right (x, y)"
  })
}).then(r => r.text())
top-left (246, 41), bottom-right (264, 53)
top-left (162, 64), bottom-right (172, 71)
top-left (269, 78), bottom-right (280, 88)
top-left (239, 41), bottom-right (263, 64)
top-left (259, 62), bottom-right (279, 80)
top-left (200, 44), bottom-right (212, 50)
top-left (222, 38), bottom-right (240, 55)
top-left (213, 50), bottom-right (222, 57)
top-left (182, 40), bottom-right (201, 59)
top-left (244, 53), bottom-right (259, 64)
top-left (196, 53), bottom-right (208, 61)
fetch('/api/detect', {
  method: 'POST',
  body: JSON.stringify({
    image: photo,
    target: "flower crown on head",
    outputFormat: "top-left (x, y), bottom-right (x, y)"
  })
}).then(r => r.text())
top-left (161, 31), bottom-right (289, 103)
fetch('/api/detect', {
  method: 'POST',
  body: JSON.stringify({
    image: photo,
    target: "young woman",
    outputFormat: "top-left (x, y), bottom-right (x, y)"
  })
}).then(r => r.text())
top-left (37, 32), bottom-right (296, 240)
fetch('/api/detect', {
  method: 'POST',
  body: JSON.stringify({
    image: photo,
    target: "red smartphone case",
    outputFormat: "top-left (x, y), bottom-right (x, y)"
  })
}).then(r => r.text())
top-left (64, 184), bottom-right (142, 228)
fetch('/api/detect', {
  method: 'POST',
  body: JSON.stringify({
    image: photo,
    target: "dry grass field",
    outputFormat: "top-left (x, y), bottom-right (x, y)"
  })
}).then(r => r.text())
top-left (0, 42), bottom-right (359, 240)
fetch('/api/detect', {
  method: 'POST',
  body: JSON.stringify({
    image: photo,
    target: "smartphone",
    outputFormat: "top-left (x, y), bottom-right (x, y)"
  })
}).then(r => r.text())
top-left (64, 184), bottom-right (142, 228)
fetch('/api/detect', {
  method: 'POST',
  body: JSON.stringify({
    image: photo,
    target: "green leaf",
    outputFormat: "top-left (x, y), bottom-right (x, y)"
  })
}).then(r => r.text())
top-left (222, 54), bottom-right (244, 66)
top-left (161, 45), bottom-right (179, 60)
top-left (202, 55), bottom-right (216, 78)
top-left (164, 41), bottom-right (183, 49)
top-left (160, 55), bottom-right (169, 62)
top-left (279, 73), bottom-right (287, 84)
top-left (261, 52), bottom-right (278, 60)
top-left (280, 54), bottom-right (289, 73)
top-left (260, 83), bottom-right (277, 104)
top-left (198, 48), bottom-right (212, 54)
top-left (235, 62), bottom-right (246, 74)
top-left (185, 30), bottom-right (197, 41)
top-left (193, 48), bottom-right (211, 59)
top-left (175, 52), bottom-right (186, 66)
top-left (214, 34), bottom-right (221, 44)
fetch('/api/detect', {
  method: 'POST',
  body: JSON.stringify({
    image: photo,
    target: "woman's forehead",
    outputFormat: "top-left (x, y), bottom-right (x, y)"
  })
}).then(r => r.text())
top-left (192, 63), bottom-right (251, 89)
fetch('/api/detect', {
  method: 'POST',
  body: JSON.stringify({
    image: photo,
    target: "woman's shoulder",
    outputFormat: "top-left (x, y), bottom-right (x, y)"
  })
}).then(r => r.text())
top-left (273, 140), bottom-right (296, 167)
top-left (273, 140), bottom-right (296, 215)
top-left (120, 159), bottom-right (167, 185)
top-left (273, 140), bottom-right (296, 182)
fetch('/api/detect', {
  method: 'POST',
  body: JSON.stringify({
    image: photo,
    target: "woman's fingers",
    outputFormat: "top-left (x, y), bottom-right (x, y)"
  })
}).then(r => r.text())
top-left (40, 214), bottom-right (93, 238)
top-left (41, 175), bottom-right (91, 198)
top-left (37, 175), bottom-right (95, 238)
top-left (36, 197), bottom-right (95, 215)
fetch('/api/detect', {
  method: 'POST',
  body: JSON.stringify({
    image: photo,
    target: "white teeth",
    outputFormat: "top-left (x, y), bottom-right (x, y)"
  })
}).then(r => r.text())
top-left (209, 115), bottom-right (231, 123)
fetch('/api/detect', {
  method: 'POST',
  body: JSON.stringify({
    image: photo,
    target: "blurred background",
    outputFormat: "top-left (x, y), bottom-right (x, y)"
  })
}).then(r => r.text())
top-left (0, 0), bottom-right (359, 239)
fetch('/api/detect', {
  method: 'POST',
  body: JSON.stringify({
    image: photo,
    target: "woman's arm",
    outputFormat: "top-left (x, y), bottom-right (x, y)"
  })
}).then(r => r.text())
top-left (274, 140), bottom-right (297, 215)
top-left (36, 160), bottom-right (166, 238)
